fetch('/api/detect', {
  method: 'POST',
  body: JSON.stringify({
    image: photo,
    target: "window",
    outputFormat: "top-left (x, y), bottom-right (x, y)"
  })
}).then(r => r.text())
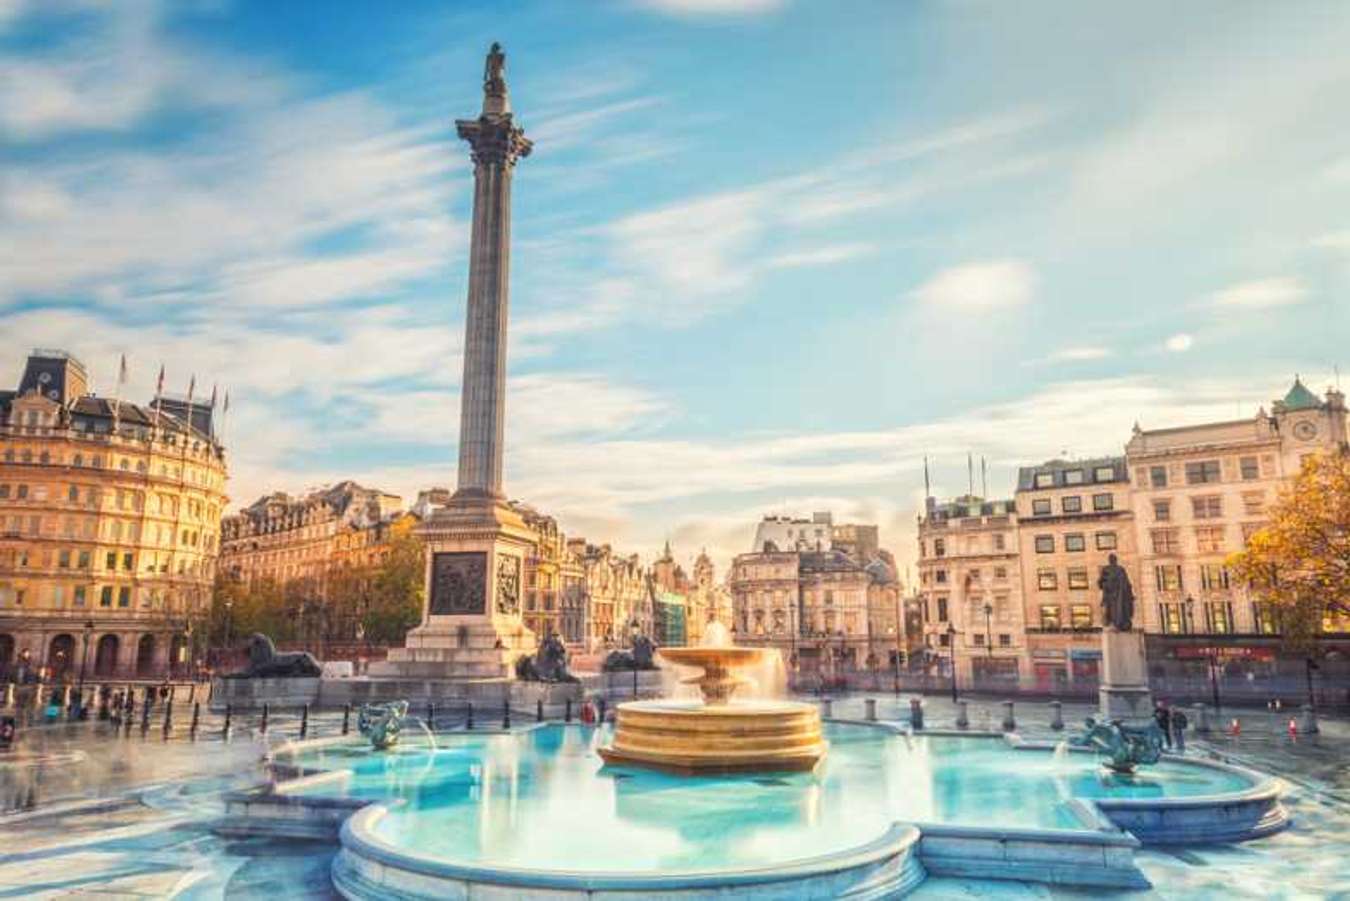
top-left (1035, 473), bottom-right (1054, 488)
top-left (993, 533), bottom-right (1005, 551)
top-left (1095, 531), bottom-right (1117, 550)
top-left (1070, 605), bottom-right (1093, 629)
top-left (1065, 533), bottom-right (1086, 552)
top-left (1200, 564), bottom-right (1230, 590)
top-left (100, 586), bottom-right (113, 608)
top-left (74, 586), bottom-right (86, 607)
top-left (1035, 535), bottom-right (1055, 553)
top-left (77, 550), bottom-right (90, 569)
top-left (935, 570), bottom-right (947, 584)
top-left (973, 633), bottom-right (986, 646)
top-left (934, 538), bottom-right (945, 557)
top-left (1062, 496), bottom-right (1082, 513)
top-left (1192, 495), bottom-right (1222, 519)
top-left (1242, 491), bottom-right (1264, 515)
top-left (1150, 466), bottom-right (1168, 488)
top-left (0, 485), bottom-right (7, 499)
top-left (938, 633), bottom-right (950, 647)
top-left (1155, 564), bottom-right (1183, 592)
top-left (122, 552), bottom-right (133, 571)
top-left (1153, 500), bottom-right (1170, 522)
top-left (1064, 469), bottom-right (1084, 485)
top-left (1037, 569), bottom-right (1058, 590)
top-left (993, 566), bottom-right (1008, 579)
top-left (1092, 493), bottom-right (1114, 511)
top-left (1185, 460), bottom-right (1221, 484)
top-left (1253, 602), bottom-right (1278, 635)
top-left (1195, 526), bottom-right (1225, 553)
top-left (998, 633), bottom-right (1011, 647)
top-left (1160, 603), bottom-right (1183, 634)
top-left (1094, 466), bottom-right (1115, 482)
top-left (117, 587), bottom-right (131, 608)
top-left (1067, 567), bottom-right (1089, 589)
top-left (16, 484), bottom-right (28, 499)
top-left (105, 551), bottom-right (116, 570)
top-left (67, 485), bottom-right (78, 502)
top-left (936, 596), bottom-right (948, 622)
top-left (1206, 602), bottom-right (1233, 633)
top-left (57, 549), bottom-right (71, 569)
top-left (1032, 499), bottom-right (1051, 515)
top-left (1039, 605), bottom-right (1061, 629)
top-left (1240, 456), bottom-right (1259, 480)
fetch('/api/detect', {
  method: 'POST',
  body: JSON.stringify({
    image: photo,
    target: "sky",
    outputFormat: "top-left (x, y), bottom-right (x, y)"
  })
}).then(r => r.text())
top-left (2, 0), bottom-right (1348, 581)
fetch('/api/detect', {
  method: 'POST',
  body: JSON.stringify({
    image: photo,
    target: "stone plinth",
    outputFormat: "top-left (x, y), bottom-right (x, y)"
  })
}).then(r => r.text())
top-left (1099, 630), bottom-right (1152, 721)
top-left (377, 497), bottom-right (537, 680)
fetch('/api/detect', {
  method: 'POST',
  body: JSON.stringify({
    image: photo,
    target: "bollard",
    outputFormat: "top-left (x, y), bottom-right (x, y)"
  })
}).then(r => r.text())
top-left (565, 698), bottom-right (573, 723)
top-left (60, 686), bottom-right (72, 716)
top-left (909, 697), bottom-right (924, 731)
top-left (342, 704), bottom-right (351, 735)
top-left (537, 699), bottom-right (544, 722)
top-left (466, 702), bottom-right (475, 730)
top-left (223, 703), bottom-right (233, 740)
top-left (503, 700), bottom-right (511, 730)
top-left (162, 700), bottom-right (174, 739)
top-left (1300, 704), bottom-right (1319, 735)
top-left (821, 698), bottom-right (834, 719)
top-left (1001, 700), bottom-right (1016, 732)
top-left (1049, 700), bottom-right (1064, 731)
top-left (140, 696), bottom-right (151, 734)
top-left (188, 683), bottom-right (196, 704)
top-left (427, 702), bottom-right (435, 730)
top-left (1192, 703), bottom-right (1210, 734)
top-left (299, 704), bottom-right (309, 740)
top-left (190, 702), bottom-right (200, 740)
top-left (865, 698), bottom-right (877, 722)
top-left (259, 703), bottom-right (269, 735)
top-left (169, 684), bottom-right (177, 701)
top-left (3, 683), bottom-right (14, 709)
top-left (598, 698), bottom-right (607, 725)
top-left (955, 699), bottom-right (969, 729)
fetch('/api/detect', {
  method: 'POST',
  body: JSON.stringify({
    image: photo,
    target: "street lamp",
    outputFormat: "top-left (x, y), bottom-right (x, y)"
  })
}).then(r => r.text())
top-left (983, 602), bottom-right (993, 658)
top-left (629, 619), bottom-right (640, 698)
top-left (78, 619), bottom-right (94, 712)
top-left (223, 598), bottom-right (234, 657)
top-left (946, 622), bottom-right (959, 704)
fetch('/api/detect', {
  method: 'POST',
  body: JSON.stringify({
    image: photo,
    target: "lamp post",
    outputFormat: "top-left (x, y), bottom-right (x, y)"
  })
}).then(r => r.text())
top-left (983, 602), bottom-right (993, 657)
top-left (78, 619), bottom-right (94, 709)
top-left (223, 598), bottom-right (234, 656)
top-left (629, 619), bottom-right (640, 698)
top-left (946, 622), bottom-right (959, 704)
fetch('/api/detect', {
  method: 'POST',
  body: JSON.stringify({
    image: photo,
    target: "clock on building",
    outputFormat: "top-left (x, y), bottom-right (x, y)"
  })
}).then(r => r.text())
top-left (1292, 420), bottom-right (1318, 441)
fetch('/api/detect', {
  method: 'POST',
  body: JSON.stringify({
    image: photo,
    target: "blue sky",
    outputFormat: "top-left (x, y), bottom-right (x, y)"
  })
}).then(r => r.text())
top-left (2, 0), bottom-right (1348, 578)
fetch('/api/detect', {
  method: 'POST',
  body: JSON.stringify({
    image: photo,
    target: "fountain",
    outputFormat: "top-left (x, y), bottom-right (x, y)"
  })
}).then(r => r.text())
top-left (598, 622), bottom-right (826, 774)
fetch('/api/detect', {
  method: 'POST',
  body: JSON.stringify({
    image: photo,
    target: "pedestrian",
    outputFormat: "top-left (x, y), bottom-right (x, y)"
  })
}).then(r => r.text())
top-left (1153, 702), bottom-right (1173, 749)
top-left (1171, 708), bottom-right (1188, 752)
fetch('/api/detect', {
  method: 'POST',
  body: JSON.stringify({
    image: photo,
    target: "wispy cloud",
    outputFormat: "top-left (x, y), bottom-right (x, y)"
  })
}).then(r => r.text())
top-left (1208, 277), bottom-right (1305, 310)
top-left (1164, 333), bottom-right (1194, 353)
top-left (912, 260), bottom-right (1036, 312)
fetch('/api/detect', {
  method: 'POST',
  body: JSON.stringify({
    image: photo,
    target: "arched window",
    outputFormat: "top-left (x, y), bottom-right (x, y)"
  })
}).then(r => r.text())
top-left (95, 634), bottom-right (120, 677)
top-left (135, 634), bottom-right (157, 677)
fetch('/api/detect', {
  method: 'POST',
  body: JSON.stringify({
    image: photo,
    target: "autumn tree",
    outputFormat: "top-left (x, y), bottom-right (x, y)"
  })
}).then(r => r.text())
top-left (361, 533), bottom-right (425, 644)
top-left (1228, 449), bottom-right (1350, 653)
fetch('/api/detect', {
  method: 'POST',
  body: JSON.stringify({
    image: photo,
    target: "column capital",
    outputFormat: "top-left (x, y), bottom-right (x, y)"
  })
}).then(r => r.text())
top-left (456, 116), bottom-right (532, 168)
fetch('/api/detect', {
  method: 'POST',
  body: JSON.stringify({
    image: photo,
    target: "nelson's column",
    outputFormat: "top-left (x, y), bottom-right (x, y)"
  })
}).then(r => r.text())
top-left (379, 43), bottom-right (537, 679)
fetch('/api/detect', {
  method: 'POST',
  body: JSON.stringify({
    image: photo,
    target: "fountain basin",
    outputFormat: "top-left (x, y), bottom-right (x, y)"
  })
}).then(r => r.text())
top-left (597, 699), bottom-right (827, 774)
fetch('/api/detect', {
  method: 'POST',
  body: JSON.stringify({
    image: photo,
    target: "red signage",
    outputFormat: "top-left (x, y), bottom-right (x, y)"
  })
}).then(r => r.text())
top-left (1172, 645), bottom-right (1275, 662)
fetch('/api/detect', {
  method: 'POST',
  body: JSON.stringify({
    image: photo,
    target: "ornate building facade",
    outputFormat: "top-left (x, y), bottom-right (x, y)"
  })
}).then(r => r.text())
top-left (0, 350), bottom-right (228, 681)
top-left (915, 495), bottom-right (1024, 688)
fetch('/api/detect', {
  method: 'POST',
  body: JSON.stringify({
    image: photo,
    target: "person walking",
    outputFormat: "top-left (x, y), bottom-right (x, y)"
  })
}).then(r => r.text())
top-left (1171, 708), bottom-right (1188, 752)
top-left (1153, 702), bottom-right (1173, 749)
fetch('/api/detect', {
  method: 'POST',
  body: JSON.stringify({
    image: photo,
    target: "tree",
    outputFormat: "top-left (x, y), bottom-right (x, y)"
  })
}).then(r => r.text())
top-left (361, 533), bottom-right (425, 644)
top-left (1228, 449), bottom-right (1350, 653)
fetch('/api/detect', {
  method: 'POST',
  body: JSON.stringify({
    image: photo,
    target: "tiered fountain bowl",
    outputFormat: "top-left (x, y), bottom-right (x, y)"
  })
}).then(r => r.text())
top-left (597, 646), bottom-right (827, 774)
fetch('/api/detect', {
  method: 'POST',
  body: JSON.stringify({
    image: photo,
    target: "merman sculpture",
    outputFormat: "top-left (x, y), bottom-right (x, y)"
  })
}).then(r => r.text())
top-left (357, 701), bottom-right (409, 751)
top-left (1070, 716), bottom-right (1165, 773)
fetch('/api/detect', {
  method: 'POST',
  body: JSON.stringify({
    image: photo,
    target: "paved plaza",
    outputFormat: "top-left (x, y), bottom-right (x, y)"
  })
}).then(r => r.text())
top-left (0, 695), bottom-right (1346, 898)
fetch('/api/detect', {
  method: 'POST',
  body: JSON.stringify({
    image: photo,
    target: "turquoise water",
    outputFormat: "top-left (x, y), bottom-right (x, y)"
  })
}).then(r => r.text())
top-left (291, 723), bottom-right (1251, 874)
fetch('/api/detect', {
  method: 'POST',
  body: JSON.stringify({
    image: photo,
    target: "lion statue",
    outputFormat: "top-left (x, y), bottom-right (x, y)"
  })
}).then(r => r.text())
top-left (228, 633), bottom-right (323, 679)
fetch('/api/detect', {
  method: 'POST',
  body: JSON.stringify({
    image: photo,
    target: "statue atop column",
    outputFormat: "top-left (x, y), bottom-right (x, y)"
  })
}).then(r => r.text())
top-left (1098, 553), bottom-right (1135, 631)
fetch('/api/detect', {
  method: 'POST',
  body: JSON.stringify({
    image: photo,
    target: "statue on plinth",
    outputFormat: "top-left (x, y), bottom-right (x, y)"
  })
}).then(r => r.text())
top-left (603, 635), bottom-right (658, 672)
top-left (1098, 553), bottom-right (1135, 631)
top-left (227, 633), bottom-right (321, 679)
top-left (516, 633), bottom-right (580, 683)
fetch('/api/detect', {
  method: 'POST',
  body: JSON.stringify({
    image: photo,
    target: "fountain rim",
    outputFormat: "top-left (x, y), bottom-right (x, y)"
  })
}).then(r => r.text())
top-left (338, 803), bottom-right (921, 891)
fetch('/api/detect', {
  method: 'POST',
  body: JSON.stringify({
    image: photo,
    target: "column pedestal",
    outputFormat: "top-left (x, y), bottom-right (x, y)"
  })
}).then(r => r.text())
top-left (373, 497), bottom-right (537, 681)
top-left (1098, 629), bottom-right (1153, 721)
